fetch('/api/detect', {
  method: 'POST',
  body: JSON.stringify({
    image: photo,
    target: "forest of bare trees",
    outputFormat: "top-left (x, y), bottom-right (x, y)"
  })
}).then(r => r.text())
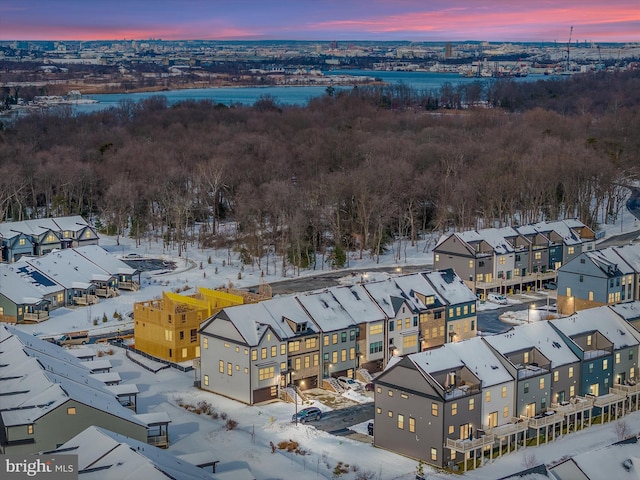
top-left (0, 71), bottom-right (639, 272)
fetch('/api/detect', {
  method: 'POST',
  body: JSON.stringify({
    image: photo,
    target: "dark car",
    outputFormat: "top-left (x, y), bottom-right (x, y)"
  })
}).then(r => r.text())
top-left (292, 406), bottom-right (322, 423)
top-left (367, 422), bottom-right (374, 436)
top-left (364, 383), bottom-right (375, 392)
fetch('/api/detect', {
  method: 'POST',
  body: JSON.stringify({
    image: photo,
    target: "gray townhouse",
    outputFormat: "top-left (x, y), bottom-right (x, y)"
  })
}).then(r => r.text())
top-left (0, 264), bottom-right (52, 323)
top-left (484, 331), bottom-right (553, 418)
top-left (199, 302), bottom-right (288, 404)
top-left (557, 246), bottom-right (635, 314)
top-left (610, 301), bottom-right (640, 337)
top-left (330, 283), bottom-right (387, 373)
top-left (374, 336), bottom-right (514, 469)
top-left (423, 269), bottom-right (478, 343)
top-left (612, 244), bottom-right (640, 302)
top-left (0, 326), bottom-right (154, 455)
top-left (295, 290), bottom-right (358, 379)
top-left (362, 277), bottom-right (422, 363)
top-left (434, 220), bottom-right (594, 298)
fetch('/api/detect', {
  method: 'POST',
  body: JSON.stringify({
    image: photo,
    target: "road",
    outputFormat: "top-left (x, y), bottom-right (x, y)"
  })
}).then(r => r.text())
top-left (311, 403), bottom-right (375, 437)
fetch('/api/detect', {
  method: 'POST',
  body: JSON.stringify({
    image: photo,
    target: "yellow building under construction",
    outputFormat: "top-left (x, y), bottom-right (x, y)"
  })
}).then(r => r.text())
top-left (133, 285), bottom-right (270, 362)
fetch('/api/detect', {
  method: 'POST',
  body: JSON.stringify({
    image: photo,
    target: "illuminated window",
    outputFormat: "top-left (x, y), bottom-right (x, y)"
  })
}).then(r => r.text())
top-left (570, 385), bottom-right (575, 397)
top-left (281, 362), bottom-right (286, 370)
top-left (203, 338), bottom-right (208, 349)
top-left (332, 333), bottom-right (338, 344)
top-left (244, 367), bottom-right (249, 374)
top-left (451, 403), bottom-right (457, 416)
top-left (204, 375), bottom-right (209, 386)
top-left (251, 349), bottom-right (257, 361)
top-left (67, 407), bottom-right (76, 415)
top-left (403, 335), bottom-right (417, 348)
top-left (324, 336), bottom-right (329, 346)
top-left (586, 335), bottom-right (592, 346)
top-left (397, 414), bottom-right (404, 429)
top-left (631, 367), bottom-right (636, 379)
top-left (19, 238), bottom-right (26, 246)
top-left (409, 417), bottom-right (415, 433)
top-left (295, 358), bottom-right (301, 370)
top-left (603, 359), bottom-right (608, 370)
top-left (499, 256), bottom-right (506, 265)
top-left (448, 425), bottom-right (454, 434)
top-left (227, 362), bottom-right (233, 375)
top-left (305, 338), bottom-right (317, 348)
top-left (313, 354), bottom-right (319, 366)
top-left (370, 324), bottom-right (383, 335)
top-left (534, 252), bottom-right (542, 260)
top-left (288, 341), bottom-right (300, 352)
top-left (258, 367), bottom-right (274, 380)
top-left (224, 343), bottom-right (230, 348)
top-left (376, 407), bottom-right (381, 414)
top-left (469, 398), bottom-right (475, 410)
top-left (349, 348), bottom-right (355, 360)
top-left (261, 348), bottom-right (267, 359)
top-left (431, 403), bottom-right (439, 416)
top-left (503, 406), bottom-right (509, 418)
top-left (539, 378), bottom-right (545, 389)
top-left (27, 424), bottom-right (34, 435)
top-left (569, 367), bottom-right (574, 378)
top-left (568, 246), bottom-right (574, 255)
top-left (435, 254), bottom-right (440, 262)
top-left (304, 356), bottom-right (310, 368)
top-left (523, 351), bottom-right (529, 363)
top-left (431, 448), bottom-right (437, 461)
top-left (388, 390), bottom-right (394, 397)
top-left (341, 349), bottom-right (347, 362)
top-left (616, 353), bottom-right (620, 364)
top-left (502, 386), bottom-right (507, 398)
top-left (388, 410), bottom-right (393, 417)
top-left (332, 351), bottom-right (337, 363)
top-left (485, 391), bottom-right (491, 402)
top-left (182, 348), bottom-right (187, 358)
top-left (271, 346), bottom-right (277, 357)
top-left (554, 371), bottom-right (559, 382)
top-left (219, 360), bottom-right (224, 373)
top-left (280, 344), bottom-right (286, 355)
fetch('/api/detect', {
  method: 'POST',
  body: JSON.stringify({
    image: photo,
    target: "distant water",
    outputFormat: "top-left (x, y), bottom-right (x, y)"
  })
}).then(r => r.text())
top-left (72, 70), bottom-right (542, 114)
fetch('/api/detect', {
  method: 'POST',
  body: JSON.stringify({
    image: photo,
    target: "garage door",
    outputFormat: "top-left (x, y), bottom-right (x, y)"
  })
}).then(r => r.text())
top-left (253, 385), bottom-right (278, 403)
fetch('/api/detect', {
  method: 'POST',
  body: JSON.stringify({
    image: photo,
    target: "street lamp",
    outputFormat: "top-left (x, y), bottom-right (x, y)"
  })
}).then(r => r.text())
top-left (291, 372), bottom-right (298, 425)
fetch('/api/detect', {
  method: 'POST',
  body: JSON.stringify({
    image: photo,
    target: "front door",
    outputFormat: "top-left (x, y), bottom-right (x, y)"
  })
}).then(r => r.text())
top-left (526, 402), bottom-right (536, 418)
top-left (459, 423), bottom-right (471, 440)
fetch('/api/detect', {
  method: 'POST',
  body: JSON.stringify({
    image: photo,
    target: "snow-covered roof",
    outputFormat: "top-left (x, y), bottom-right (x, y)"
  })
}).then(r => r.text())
top-left (610, 301), bottom-right (640, 321)
top-left (22, 248), bottom-right (114, 289)
top-left (0, 219), bottom-right (51, 238)
top-left (410, 337), bottom-right (512, 387)
top-left (50, 215), bottom-right (92, 232)
top-left (553, 306), bottom-right (640, 349)
top-left (261, 295), bottom-right (319, 338)
top-left (479, 228), bottom-right (515, 254)
top-left (296, 290), bottom-right (356, 332)
top-left (5, 261), bottom-right (63, 296)
top-left (392, 273), bottom-right (443, 309)
top-left (330, 284), bottom-right (387, 324)
top-left (423, 269), bottom-right (476, 305)
top-left (585, 247), bottom-right (634, 275)
top-left (362, 277), bottom-right (416, 318)
top-left (0, 326), bottom-right (144, 427)
top-left (612, 244), bottom-right (640, 272)
top-left (533, 220), bottom-right (583, 245)
top-left (220, 302), bottom-right (276, 347)
top-left (484, 321), bottom-right (580, 368)
top-left (47, 426), bottom-right (217, 480)
top-left (75, 245), bottom-right (137, 275)
top-left (0, 264), bottom-right (49, 304)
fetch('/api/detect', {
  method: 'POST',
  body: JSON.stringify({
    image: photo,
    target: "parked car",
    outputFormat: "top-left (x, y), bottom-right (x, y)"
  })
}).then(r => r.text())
top-left (292, 407), bottom-right (322, 423)
top-left (337, 376), bottom-right (359, 390)
top-left (487, 293), bottom-right (508, 305)
top-left (543, 281), bottom-right (557, 290)
top-left (364, 383), bottom-right (375, 392)
top-left (367, 422), bottom-right (374, 436)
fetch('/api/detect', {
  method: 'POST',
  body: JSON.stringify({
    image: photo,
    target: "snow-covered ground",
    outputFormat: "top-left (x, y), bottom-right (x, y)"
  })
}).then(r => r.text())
top-left (5, 200), bottom-right (640, 479)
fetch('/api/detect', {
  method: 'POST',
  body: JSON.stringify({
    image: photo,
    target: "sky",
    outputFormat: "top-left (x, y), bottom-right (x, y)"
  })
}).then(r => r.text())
top-left (0, 0), bottom-right (638, 43)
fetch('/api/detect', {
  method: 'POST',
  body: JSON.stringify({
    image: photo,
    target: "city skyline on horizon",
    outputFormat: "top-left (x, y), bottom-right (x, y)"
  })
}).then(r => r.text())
top-left (1, 1), bottom-right (639, 44)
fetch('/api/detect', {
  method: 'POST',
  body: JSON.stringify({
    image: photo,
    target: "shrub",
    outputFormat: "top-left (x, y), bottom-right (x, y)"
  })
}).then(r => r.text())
top-left (225, 419), bottom-right (238, 430)
top-left (102, 313), bottom-right (108, 323)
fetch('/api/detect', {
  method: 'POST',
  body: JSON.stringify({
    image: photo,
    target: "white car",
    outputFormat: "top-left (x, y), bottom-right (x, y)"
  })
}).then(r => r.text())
top-left (337, 376), bottom-right (359, 390)
top-left (487, 293), bottom-right (508, 305)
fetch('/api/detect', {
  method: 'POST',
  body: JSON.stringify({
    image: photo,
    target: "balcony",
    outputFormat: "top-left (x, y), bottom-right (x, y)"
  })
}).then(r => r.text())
top-left (120, 281), bottom-right (140, 291)
top-left (444, 382), bottom-right (480, 400)
top-left (468, 271), bottom-right (557, 291)
top-left (96, 287), bottom-right (119, 298)
top-left (74, 294), bottom-right (99, 306)
top-left (550, 396), bottom-right (595, 416)
top-left (487, 417), bottom-right (529, 437)
top-left (523, 411), bottom-right (560, 428)
top-left (446, 434), bottom-right (495, 453)
top-left (23, 310), bottom-right (49, 322)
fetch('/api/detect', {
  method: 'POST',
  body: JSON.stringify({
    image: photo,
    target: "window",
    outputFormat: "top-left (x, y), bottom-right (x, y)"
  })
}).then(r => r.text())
top-left (376, 407), bottom-right (381, 414)
top-left (349, 348), bottom-right (355, 360)
top-left (413, 316), bottom-right (418, 327)
top-left (570, 386), bottom-right (575, 397)
top-left (431, 448), bottom-right (437, 462)
top-left (261, 348), bottom-right (267, 359)
top-left (488, 412), bottom-right (498, 428)
top-left (630, 349), bottom-right (635, 361)
top-left (631, 367), bottom-right (636, 379)
top-left (281, 344), bottom-right (286, 355)
top-left (405, 318), bottom-right (411, 329)
top-left (589, 291), bottom-right (594, 301)
top-left (431, 403), bottom-right (439, 416)
top-left (204, 375), bottom-right (209, 386)
top-left (324, 336), bottom-right (329, 347)
top-left (331, 351), bottom-right (337, 363)
top-left (499, 256), bottom-right (506, 265)
top-left (244, 367), bottom-right (249, 374)
top-left (463, 305), bottom-right (468, 315)
top-left (456, 307), bottom-right (461, 316)
top-left (219, 360), bottom-right (224, 373)
top-left (369, 341), bottom-right (383, 354)
top-left (409, 417), bottom-right (415, 433)
top-left (485, 390), bottom-right (491, 402)
top-left (539, 378), bottom-right (545, 389)
top-left (589, 363), bottom-right (594, 374)
top-left (579, 275), bottom-right (584, 283)
top-left (258, 367), bottom-right (274, 380)
top-left (469, 260), bottom-right (474, 268)
top-left (403, 335), bottom-right (417, 348)
top-left (388, 410), bottom-right (393, 417)
top-left (182, 348), bottom-right (187, 358)
top-left (332, 333), bottom-right (338, 344)
top-left (350, 330), bottom-right (356, 340)
top-left (535, 251), bottom-right (542, 260)
top-left (67, 407), bottom-right (76, 415)
top-left (288, 341), bottom-right (300, 352)
top-left (19, 238), bottom-right (26, 246)
top-left (398, 414), bottom-right (404, 429)
top-left (227, 362), bottom-right (232, 376)
top-left (401, 393), bottom-right (409, 399)
top-left (554, 371), bottom-right (559, 382)
top-left (370, 324), bottom-right (383, 335)
top-left (341, 349), bottom-right (347, 362)
top-left (503, 406), bottom-right (509, 418)
top-left (616, 353), bottom-right (621, 364)
top-left (180, 331), bottom-right (185, 340)
top-left (469, 398), bottom-right (475, 410)
top-left (295, 357), bottom-right (301, 370)
top-left (313, 354), bottom-right (319, 366)
top-left (603, 359), bottom-right (608, 370)
top-left (190, 329), bottom-right (197, 342)
top-left (251, 349), bottom-right (257, 361)
top-left (449, 308), bottom-right (454, 318)
top-left (449, 425), bottom-right (455, 434)
top-left (341, 332), bottom-right (347, 343)
top-left (244, 348), bottom-right (248, 355)
top-left (271, 345), bottom-right (277, 357)
top-left (397, 320), bottom-right (402, 331)
top-left (586, 335), bottom-right (592, 346)
top-left (305, 356), bottom-right (310, 368)
top-left (569, 367), bottom-right (574, 378)
top-left (27, 424), bottom-right (34, 435)
top-left (305, 338), bottom-right (317, 349)
top-left (502, 386), bottom-right (507, 398)
top-left (281, 362), bottom-right (287, 370)
top-left (568, 246), bottom-right (575, 255)
top-left (451, 403), bottom-right (457, 415)
top-left (435, 254), bottom-right (440, 262)
top-left (523, 351), bottom-right (529, 363)
top-left (524, 382), bottom-right (529, 394)
top-left (204, 338), bottom-right (208, 349)
top-left (376, 387), bottom-right (382, 394)
top-left (566, 287), bottom-right (572, 297)
top-left (388, 390), bottom-right (394, 397)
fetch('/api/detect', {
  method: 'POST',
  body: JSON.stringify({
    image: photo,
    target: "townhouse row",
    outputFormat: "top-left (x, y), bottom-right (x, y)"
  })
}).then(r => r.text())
top-left (198, 269), bottom-right (477, 404)
top-left (0, 245), bottom-right (139, 323)
top-left (0, 215), bottom-right (99, 262)
top-left (434, 219), bottom-right (596, 297)
top-left (374, 303), bottom-right (640, 470)
top-left (557, 243), bottom-right (640, 314)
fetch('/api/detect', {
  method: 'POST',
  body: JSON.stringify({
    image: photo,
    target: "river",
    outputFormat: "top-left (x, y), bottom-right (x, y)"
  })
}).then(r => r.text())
top-left (72, 70), bottom-right (543, 114)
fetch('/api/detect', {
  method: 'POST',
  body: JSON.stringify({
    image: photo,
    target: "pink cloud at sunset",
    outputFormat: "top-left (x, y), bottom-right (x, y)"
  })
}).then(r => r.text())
top-left (0, 0), bottom-right (638, 42)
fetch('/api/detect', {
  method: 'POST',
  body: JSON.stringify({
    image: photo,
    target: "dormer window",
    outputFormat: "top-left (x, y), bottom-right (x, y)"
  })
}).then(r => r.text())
top-left (296, 322), bottom-right (307, 333)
